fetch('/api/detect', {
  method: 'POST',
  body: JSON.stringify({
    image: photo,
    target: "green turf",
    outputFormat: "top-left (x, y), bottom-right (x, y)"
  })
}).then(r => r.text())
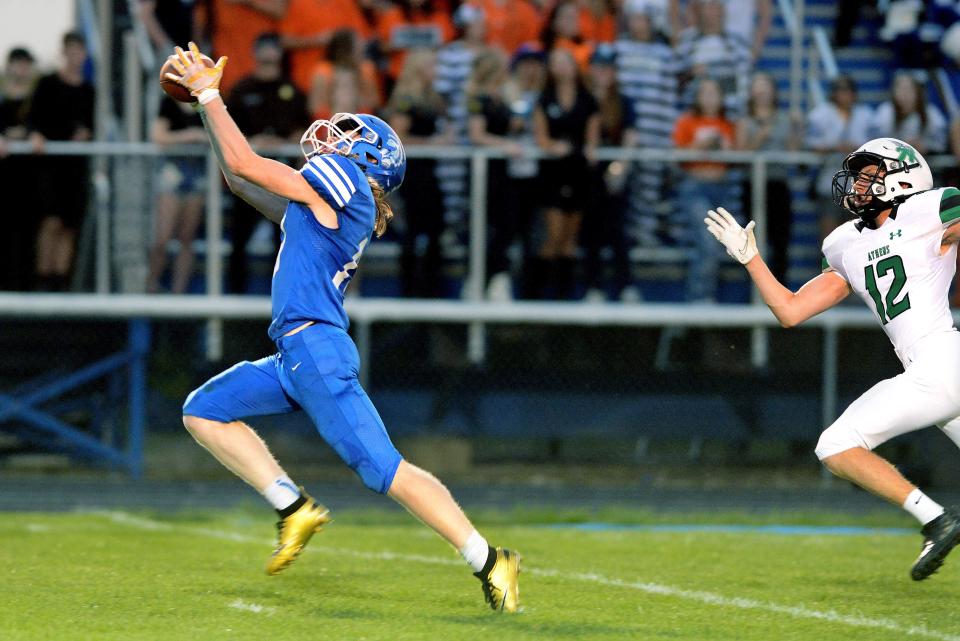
top-left (2, 509), bottom-right (960, 641)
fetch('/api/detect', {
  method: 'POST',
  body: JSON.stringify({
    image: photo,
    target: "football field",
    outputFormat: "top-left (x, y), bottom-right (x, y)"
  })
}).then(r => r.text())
top-left (3, 508), bottom-right (960, 641)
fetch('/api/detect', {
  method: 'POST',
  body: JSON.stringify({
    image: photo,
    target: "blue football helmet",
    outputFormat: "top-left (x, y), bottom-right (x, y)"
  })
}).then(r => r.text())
top-left (300, 112), bottom-right (407, 193)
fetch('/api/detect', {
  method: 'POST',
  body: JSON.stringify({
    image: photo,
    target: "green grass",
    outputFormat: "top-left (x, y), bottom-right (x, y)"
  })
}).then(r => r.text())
top-left (2, 508), bottom-right (960, 641)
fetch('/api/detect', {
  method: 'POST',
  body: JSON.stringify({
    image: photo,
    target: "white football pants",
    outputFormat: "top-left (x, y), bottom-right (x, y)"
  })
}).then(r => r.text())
top-left (816, 330), bottom-right (960, 460)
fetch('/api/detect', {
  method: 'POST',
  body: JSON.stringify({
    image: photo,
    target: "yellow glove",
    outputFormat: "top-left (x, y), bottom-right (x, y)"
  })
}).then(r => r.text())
top-left (165, 42), bottom-right (227, 104)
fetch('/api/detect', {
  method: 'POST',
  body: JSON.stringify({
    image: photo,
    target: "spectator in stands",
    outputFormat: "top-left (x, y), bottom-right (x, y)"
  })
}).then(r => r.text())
top-left (499, 43), bottom-right (547, 299)
top-left (0, 47), bottom-right (38, 291)
top-left (624, 0), bottom-right (677, 41)
top-left (476, 0), bottom-right (542, 54)
top-left (532, 46), bottom-right (600, 299)
top-left (737, 71), bottom-right (799, 285)
top-left (434, 4), bottom-right (491, 242)
top-left (878, 0), bottom-right (958, 68)
top-left (28, 31), bottom-right (94, 292)
top-left (195, 0), bottom-right (287, 97)
top-left (279, 0), bottom-right (368, 95)
top-left (137, 0), bottom-right (198, 55)
top-left (681, 0), bottom-right (772, 61)
top-left (307, 28), bottom-right (381, 120)
top-left (225, 32), bottom-right (309, 293)
top-left (376, 0), bottom-right (455, 87)
top-left (388, 49), bottom-right (451, 298)
top-left (614, 1), bottom-right (679, 247)
top-left (146, 97), bottom-right (207, 294)
top-left (465, 49), bottom-right (524, 301)
top-left (870, 71), bottom-right (947, 155)
top-left (805, 75), bottom-right (873, 239)
top-left (581, 44), bottom-right (640, 303)
top-left (578, 0), bottom-right (618, 44)
top-left (672, 77), bottom-right (736, 302)
top-left (540, 0), bottom-right (593, 69)
top-left (675, 0), bottom-right (752, 117)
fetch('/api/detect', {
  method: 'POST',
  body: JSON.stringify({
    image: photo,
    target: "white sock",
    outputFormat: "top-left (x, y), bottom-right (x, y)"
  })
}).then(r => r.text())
top-left (261, 475), bottom-right (301, 511)
top-left (460, 530), bottom-right (490, 573)
top-left (903, 488), bottom-right (945, 525)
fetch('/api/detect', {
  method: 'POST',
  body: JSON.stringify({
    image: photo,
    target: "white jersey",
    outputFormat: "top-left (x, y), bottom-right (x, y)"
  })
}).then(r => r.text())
top-left (821, 187), bottom-right (960, 359)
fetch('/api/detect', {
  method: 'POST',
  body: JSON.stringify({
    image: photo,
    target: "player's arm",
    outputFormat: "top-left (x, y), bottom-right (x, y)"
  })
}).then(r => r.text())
top-left (940, 188), bottom-right (960, 249)
top-left (165, 43), bottom-right (338, 230)
top-left (705, 207), bottom-right (851, 327)
top-left (196, 104), bottom-right (289, 224)
top-left (943, 222), bottom-right (960, 247)
top-left (745, 254), bottom-right (850, 327)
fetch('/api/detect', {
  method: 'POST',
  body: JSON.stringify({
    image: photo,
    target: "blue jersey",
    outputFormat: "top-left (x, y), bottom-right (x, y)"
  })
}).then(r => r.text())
top-left (268, 153), bottom-right (375, 340)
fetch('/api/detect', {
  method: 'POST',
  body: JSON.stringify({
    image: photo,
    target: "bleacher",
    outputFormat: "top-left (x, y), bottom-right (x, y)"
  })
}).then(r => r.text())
top-left (756, 0), bottom-right (896, 288)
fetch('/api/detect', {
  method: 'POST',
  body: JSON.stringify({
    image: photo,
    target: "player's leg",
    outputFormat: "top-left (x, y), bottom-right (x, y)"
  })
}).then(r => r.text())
top-left (183, 356), bottom-right (331, 573)
top-left (815, 341), bottom-right (960, 579)
top-left (280, 325), bottom-right (520, 611)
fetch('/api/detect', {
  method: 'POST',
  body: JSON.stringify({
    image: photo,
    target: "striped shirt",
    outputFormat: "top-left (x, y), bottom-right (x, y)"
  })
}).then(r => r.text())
top-left (613, 37), bottom-right (678, 148)
top-left (675, 29), bottom-right (752, 117)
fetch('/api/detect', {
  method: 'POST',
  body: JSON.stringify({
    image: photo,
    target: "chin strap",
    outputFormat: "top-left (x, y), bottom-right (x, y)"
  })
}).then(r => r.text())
top-left (855, 203), bottom-right (900, 232)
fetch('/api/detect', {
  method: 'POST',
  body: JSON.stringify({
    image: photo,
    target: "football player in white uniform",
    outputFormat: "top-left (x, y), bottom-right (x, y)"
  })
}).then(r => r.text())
top-left (705, 137), bottom-right (960, 581)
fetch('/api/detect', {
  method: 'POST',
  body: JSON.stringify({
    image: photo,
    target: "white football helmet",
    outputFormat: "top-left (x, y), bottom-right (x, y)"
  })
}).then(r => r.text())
top-left (831, 137), bottom-right (933, 224)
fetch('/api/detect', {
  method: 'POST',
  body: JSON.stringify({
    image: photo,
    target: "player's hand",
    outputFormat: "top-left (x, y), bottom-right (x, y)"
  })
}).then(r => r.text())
top-left (165, 42), bottom-right (227, 100)
top-left (704, 207), bottom-right (758, 265)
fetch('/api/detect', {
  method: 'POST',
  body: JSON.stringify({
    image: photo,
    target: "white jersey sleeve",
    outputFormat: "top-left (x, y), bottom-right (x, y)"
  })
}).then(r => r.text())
top-left (820, 221), bottom-right (859, 282)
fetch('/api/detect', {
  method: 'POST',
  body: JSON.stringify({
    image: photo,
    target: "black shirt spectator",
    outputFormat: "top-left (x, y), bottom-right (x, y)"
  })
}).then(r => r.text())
top-left (388, 48), bottom-right (450, 298)
top-left (224, 32), bottom-right (308, 293)
top-left (531, 47), bottom-right (600, 300)
top-left (228, 79), bottom-right (308, 142)
top-left (29, 31), bottom-right (95, 291)
top-left (0, 47), bottom-right (38, 291)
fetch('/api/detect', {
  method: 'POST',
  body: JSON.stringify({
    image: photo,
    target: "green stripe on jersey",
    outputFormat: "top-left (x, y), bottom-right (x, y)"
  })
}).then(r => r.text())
top-left (942, 205), bottom-right (960, 224)
top-left (821, 254), bottom-right (830, 271)
top-left (940, 188), bottom-right (960, 223)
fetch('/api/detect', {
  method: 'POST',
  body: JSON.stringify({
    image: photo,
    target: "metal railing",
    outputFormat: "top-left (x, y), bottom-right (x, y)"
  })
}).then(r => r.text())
top-left (4, 140), bottom-right (958, 365)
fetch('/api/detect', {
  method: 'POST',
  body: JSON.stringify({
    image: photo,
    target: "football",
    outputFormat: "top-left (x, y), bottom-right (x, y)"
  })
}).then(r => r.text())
top-left (159, 54), bottom-right (215, 103)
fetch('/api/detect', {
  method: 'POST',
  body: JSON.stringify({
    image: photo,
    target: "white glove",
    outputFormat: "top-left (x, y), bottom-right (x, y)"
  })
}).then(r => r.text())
top-left (704, 207), bottom-right (758, 265)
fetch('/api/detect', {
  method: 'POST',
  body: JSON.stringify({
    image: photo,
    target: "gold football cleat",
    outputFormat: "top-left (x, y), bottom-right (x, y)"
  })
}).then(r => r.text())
top-left (475, 547), bottom-right (521, 612)
top-left (266, 493), bottom-right (331, 575)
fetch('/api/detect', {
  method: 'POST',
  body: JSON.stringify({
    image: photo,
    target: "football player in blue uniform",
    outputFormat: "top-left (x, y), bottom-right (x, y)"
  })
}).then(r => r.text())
top-left (165, 43), bottom-right (520, 612)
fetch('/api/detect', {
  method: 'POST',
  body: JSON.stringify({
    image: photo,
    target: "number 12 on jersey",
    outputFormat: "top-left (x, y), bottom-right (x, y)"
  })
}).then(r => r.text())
top-left (864, 255), bottom-right (912, 324)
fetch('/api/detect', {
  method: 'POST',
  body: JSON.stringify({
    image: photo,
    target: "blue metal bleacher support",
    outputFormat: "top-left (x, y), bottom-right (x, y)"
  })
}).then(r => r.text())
top-left (0, 319), bottom-right (150, 477)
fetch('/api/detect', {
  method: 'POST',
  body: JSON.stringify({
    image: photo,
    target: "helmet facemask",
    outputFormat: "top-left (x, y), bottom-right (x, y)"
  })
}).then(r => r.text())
top-left (832, 153), bottom-right (890, 222)
top-left (300, 112), bottom-right (380, 164)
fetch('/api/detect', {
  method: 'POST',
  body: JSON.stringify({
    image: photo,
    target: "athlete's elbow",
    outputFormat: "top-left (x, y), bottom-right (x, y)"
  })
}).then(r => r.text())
top-left (225, 148), bottom-right (258, 180)
top-left (771, 306), bottom-right (800, 328)
top-left (777, 315), bottom-right (799, 329)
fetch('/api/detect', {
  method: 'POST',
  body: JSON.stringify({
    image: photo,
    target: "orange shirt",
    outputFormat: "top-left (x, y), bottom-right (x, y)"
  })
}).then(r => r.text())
top-left (196, 0), bottom-right (282, 96)
top-left (579, 8), bottom-right (616, 43)
top-left (279, 0), bottom-right (368, 94)
top-left (476, 0), bottom-right (542, 54)
top-left (554, 37), bottom-right (593, 70)
top-left (376, 6), bottom-right (454, 80)
top-left (673, 113), bottom-right (736, 174)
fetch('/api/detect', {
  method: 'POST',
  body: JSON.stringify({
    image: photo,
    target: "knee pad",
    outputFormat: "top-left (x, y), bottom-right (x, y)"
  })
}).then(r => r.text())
top-left (815, 421), bottom-right (870, 461)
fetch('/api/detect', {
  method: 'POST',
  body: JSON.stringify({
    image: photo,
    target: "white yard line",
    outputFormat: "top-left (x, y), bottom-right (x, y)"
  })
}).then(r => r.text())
top-left (228, 599), bottom-right (276, 616)
top-left (91, 511), bottom-right (960, 641)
